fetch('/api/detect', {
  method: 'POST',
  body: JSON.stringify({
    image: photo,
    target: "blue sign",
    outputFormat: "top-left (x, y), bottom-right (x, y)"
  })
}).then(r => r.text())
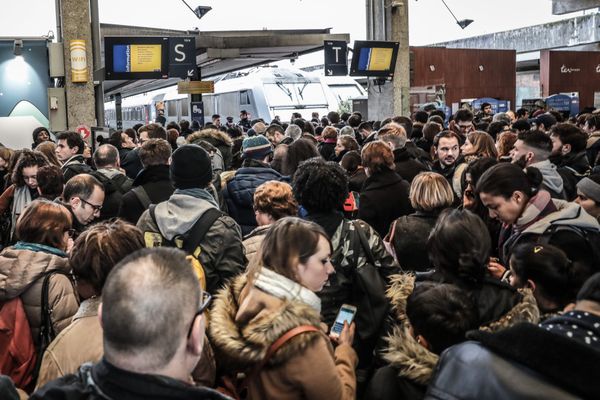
top-left (471, 97), bottom-right (510, 114)
top-left (546, 94), bottom-right (579, 117)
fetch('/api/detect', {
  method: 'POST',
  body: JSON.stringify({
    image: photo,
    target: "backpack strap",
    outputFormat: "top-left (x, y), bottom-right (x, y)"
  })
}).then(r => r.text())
top-left (264, 325), bottom-right (320, 363)
top-left (182, 208), bottom-right (224, 255)
top-left (132, 186), bottom-right (152, 210)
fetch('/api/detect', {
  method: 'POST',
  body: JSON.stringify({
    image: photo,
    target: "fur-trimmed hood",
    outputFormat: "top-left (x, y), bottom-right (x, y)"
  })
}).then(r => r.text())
top-left (384, 274), bottom-right (438, 385)
top-left (383, 273), bottom-right (540, 384)
top-left (209, 274), bottom-right (323, 371)
top-left (187, 129), bottom-right (233, 147)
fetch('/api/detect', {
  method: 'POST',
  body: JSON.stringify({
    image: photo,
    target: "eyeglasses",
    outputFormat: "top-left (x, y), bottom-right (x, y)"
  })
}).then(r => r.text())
top-left (80, 198), bottom-right (103, 212)
top-left (187, 291), bottom-right (212, 338)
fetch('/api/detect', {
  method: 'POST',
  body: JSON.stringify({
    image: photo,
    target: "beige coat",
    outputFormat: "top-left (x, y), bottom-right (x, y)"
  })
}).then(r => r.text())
top-left (210, 274), bottom-right (357, 400)
top-left (242, 224), bottom-right (270, 266)
top-left (35, 297), bottom-right (102, 390)
top-left (0, 247), bottom-right (79, 348)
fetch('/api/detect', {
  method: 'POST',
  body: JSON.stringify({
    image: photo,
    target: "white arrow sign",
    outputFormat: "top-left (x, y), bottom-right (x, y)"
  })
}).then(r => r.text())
top-left (187, 69), bottom-right (195, 77)
top-left (327, 69), bottom-right (333, 76)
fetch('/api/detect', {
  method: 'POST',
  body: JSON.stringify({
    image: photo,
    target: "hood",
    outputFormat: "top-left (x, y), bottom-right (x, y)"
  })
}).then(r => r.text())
top-left (187, 129), bottom-right (233, 147)
top-left (524, 200), bottom-right (600, 235)
top-left (384, 274), bottom-right (438, 385)
top-left (153, 193), bottom-right (216, 240)
top-left (0, 248), bottom-right (69, 301)
top-left (209, 274), bottom-right (323, 370)
top-left (530, 159), bottom-right (564, 194)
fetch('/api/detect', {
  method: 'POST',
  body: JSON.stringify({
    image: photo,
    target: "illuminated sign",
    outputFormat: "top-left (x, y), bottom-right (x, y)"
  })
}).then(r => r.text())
top-left (105, 37), bottom-right (169, 80)
top-left (350, 40), bottom-right (400, 77)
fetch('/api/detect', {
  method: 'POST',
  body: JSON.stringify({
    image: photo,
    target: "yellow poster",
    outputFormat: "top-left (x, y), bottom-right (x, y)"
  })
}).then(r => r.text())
top-left (368, 48), bottom-right (393, 71)
top-left (130, 45), bottom-right (162, 72)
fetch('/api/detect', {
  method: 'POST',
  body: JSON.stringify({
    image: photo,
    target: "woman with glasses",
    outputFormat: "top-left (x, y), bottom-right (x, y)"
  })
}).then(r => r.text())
top-left (0, 150), bottom-right (49, 246)
top-left (210, 217), bottom-right (357, 400)
top-left (35, 219), bottom-right (145, 389)
top-left (0, 200), bottom-right (79, 372)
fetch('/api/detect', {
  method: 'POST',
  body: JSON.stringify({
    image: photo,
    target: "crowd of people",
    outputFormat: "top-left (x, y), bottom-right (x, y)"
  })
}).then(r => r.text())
top-left (0, 104), bottom-right (599, 399)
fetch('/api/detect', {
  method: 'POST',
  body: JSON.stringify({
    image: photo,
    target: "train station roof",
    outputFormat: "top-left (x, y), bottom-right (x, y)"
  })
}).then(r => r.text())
top-left (100, 23), bottom-right (350, 99)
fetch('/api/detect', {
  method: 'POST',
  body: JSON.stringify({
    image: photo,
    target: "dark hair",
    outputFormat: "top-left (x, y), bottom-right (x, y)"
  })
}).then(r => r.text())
top-left (454, 109), bottom-right (474, 123)
top-left (139, 123), bottom-right (167, 140)
top-left (510, 243), bottom-right (581, 311)
top-left (139, 139), bottom-right (172, 167)
top-left (357, 121), bottom-right (373, 133)
top-left (11, 150), bottom-right (49, 187)
top-left (37, 165), bottom-right (64, 200)
top-left (487, 121), bottom-right (508, 141)
top-left (179, 120), bottom-right (190, 131)
top-left (282, 138), bottom-right (320, 177)
top-left (423, 121), bottom-right (443, 142)
top-left (406, 282), bottom-right (477, 354)
top-left (430, 109), bottom-right (446, 121)
top-left (549, 123), bottom-right (588, 153)
top-left (70, 220), bottom-right (145, 295)
top-left (340, 150), bottom-right (362, 174)
top-left (93, 144), bottom-right (119, 168)
top-left (347, 114), bottom-right (362, 128)
top-left (32, 127), bottom-right (50, 145)
top-left (512, 119), bottom-right (531, 132)
top-left (340, 112), bottom-right (351, 122)
top-left (576, 272), bottom-right (600, 304)
top-left (56, 131), bottom-right (84, 155)
top-left (516, 130), bottom-right (553, 154)
top-left (585, 114), bottom-right (600, 131)
top-left (481, 102), bottom-right (491, 110)
top-left (327, 111), bottom-right (340, 124)
top-left (166, 121), bottom-right (181, 133)
top-left (392, 116), bottom-right (413, 137)
top-left (427, 209), bottom-right (490, 286)
top-left (433, 130), bottom-right (461, 148)
top-left (413, 111), bottom-right (429, 124)
top-left (16, 199), bottom-right (71, 249)
top-left (476, 162), bottom-right (543, 199)
top-left (292, 157), bottom-right (349, 212)
top-left (63, 174), bottom-right (103, 201)
top-left (516, 108), bottom-right (529, 119)
top-left (102, 248), bottom-right (200, 369)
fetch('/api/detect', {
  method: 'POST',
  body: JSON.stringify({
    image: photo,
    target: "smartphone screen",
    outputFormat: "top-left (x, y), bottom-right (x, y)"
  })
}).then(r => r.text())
top-left (331, 304), bottom-right (356, 337)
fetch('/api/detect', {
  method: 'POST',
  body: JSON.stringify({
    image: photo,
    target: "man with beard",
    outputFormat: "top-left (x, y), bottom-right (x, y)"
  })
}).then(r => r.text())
top-left (510, 130), bottom-right (566, 199)
top-left (549, 123), bottom-right (590, 201)
top-left (431, 131), bottom-right (466, 198)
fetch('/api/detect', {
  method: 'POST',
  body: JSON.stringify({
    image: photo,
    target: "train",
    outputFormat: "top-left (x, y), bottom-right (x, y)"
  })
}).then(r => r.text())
top-left (104, 66), bottom-right (366, 129)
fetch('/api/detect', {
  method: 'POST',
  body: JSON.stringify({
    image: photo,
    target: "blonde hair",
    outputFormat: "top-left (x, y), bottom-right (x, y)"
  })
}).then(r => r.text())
top-left (410, 172), bottom-right (454, 212)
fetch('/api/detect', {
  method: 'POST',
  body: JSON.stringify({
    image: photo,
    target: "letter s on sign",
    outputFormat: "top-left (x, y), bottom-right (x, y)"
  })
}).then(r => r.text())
top-left (174, 44), bottom-right (185, 62)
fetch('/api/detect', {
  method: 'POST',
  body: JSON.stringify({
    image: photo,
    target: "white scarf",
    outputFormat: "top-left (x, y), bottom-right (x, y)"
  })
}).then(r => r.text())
top-left (253, 267), bottom-right (322, 313)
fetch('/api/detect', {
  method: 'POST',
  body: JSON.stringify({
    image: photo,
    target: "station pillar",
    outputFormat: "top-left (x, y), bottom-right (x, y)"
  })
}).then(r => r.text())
top-left (366, 0), bottom-right (410, 120)
top-left (60, 0), bottom-right (96, 130)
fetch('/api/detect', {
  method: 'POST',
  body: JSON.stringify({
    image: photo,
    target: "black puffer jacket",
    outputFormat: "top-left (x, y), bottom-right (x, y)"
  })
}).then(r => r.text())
top-left (118, 165), bottom-right (174, 224)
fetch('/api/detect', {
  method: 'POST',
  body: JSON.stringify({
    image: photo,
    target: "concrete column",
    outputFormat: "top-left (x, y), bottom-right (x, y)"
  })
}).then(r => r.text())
top-left (366, 0), bottom-right (410, 120)
top-left (60, 0), bottom-right (96, 130)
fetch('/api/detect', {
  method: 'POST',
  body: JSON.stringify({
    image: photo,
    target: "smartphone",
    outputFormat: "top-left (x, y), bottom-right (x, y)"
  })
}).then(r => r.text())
top-left (330, 304), bottom-right (357, 338)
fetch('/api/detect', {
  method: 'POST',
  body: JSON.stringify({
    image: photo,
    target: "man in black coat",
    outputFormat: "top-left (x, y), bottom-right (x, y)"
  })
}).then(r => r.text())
top-left (122, 123), bottom-right (167, 179)
top-left (118, 139), bottom-right (174, 224)
top-left (425, 272), bottom-right (600, 400)
top-left (378, 123), bottom-right (429, 183)
top-left (549, 123), bottom-right (591, 201)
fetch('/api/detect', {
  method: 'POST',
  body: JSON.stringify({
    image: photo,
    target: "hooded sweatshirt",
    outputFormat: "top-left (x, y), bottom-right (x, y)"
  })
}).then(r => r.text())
top-left (530, 159), bottom-right (565, 198)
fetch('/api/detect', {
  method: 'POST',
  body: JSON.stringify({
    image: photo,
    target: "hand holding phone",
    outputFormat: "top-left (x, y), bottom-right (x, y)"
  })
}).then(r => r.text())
top-left (330, 304), bottom-right (357, 342)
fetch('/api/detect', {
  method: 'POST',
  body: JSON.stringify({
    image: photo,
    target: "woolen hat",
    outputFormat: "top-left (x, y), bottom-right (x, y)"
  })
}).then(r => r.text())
top-left (242, 135), bottom-right (273, 160)
top-left (170, 144), bottom-right (212, 189)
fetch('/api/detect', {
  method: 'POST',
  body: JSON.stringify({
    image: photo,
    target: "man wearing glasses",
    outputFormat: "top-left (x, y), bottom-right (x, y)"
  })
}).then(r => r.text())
top-left (31, 247), bottom-right (228, 399)
top-left (449, 109), bottom-right (475, 141)
top-left (61, 174), bottom-right (105, 239)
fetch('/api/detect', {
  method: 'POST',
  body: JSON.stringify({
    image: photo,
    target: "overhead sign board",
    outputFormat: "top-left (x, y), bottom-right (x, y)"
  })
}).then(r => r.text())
top-left (168, 37), bottom-right (198, 79)
top-left (191, 101), bottom-right (204, 124)
top-left (350, 40), bottom-right (400, 78)
top-left (177, 81), bottom-right (214, 94)
top-left (324, 40), bottom-right (348, 76)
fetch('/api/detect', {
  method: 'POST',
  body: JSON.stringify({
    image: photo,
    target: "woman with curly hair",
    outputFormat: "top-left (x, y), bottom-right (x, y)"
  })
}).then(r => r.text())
top-left (0, 150), bottom-right (49, 244)
top-left (243, 180), bottom-right (299, 263)
top-left (292, 157), bottom-right (400, 390)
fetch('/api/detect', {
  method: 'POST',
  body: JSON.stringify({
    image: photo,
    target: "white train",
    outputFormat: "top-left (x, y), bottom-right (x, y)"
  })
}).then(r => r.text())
top-left (104, 66), bottom-right (365, 129)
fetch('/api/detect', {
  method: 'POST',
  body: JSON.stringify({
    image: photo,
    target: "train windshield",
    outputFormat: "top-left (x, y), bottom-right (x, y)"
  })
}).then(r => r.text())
top-left (328, 84), bottom-right (364, 102)
top-left (264, 82), bottom-right (327, 107)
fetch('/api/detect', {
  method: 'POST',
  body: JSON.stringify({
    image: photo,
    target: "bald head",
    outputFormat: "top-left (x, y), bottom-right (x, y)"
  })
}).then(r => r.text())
top-left (93, 144), bottom-right (119, 169)
top-left (101, 248), bottom-right (200, 370)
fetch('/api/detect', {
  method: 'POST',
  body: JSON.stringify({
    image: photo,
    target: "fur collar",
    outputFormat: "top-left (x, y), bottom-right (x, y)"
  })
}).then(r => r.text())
top-left (478, 288), bottom-right (539, 332)
top-left (209, 274), bottom-right (323, 370)
top-left (187, 129), bottom-right (233, 147)
top-left (384, 274), bottom-right (438, 385)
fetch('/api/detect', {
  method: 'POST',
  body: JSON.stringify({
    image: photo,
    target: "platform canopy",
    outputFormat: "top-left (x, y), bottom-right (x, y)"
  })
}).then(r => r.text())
top-left (100, 23), bottom-right (350, 99)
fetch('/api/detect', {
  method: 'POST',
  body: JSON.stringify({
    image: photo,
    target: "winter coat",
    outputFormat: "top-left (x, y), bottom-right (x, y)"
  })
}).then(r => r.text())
top-left (500, 199), bottom-right (600, 273)
top-left (61, 155), bottom-right (92, 182)
top-left (0, 247), bottom-right (79, 349)
top-left (136, 192), bottom-right (245, 294)
top-left (388, 211), bottom-right (439, 271)
top-left (31, 358), bottom-right (229, 400)
top-left (358, 169), bottom-right (412, 238)
top-left (317, 140), bottom-right (336, 161)
top-left (118, 165), bottom-right (175, 224)
top-left (242, 224), bottom-right (270, 265)
top-left (35, 297), bottom-right (102, 390)
top-left (425, 321), bottom-right (600, 400)
top-left (348, 168), bottom-right (367, 192)
top-left (187, 130), bottom-right (234, 171)
top-left (530, 159), bottom-right (566, 199)
top-left (91, 169), bottom-right (132, 221)
top-left (209, 274), bottom-right (358, 400)
top-left (121, 147), bottom-right (144, 179)
top-left (551, 152), bottom-right (590, 201)
top-left (223, 162), bottom-right (288, 236)
top-left (393, 147), bottom-right (429, 183)
top-left (586, 131), bottom-right (600, 167)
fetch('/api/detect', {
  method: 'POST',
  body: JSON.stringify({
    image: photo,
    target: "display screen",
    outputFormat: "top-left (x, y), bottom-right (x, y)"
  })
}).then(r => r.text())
top-left (332, 306), bottom-right (356, 334)
top-left (350, 40), bottom-right (399, 77)
top-left (104, 37), bottom-right (169, 80)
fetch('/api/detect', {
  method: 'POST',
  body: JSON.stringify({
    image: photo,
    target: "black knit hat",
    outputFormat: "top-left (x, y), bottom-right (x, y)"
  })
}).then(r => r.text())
top-left (170, 144), bottom-right (212, 189)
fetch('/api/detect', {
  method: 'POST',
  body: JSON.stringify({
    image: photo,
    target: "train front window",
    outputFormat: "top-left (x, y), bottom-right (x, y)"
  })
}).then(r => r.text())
top-left (329, 85), bottom-right (364, 102)
top-left (264, 83), bottom-right (296, 106)
top-left (295, 83), bottom-right (327, 105)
